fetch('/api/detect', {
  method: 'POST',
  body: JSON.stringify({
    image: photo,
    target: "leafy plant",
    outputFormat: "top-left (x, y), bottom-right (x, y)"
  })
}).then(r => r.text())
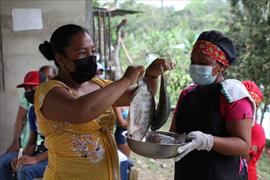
top-left (228, 0), bottom-right (270, 123)
top-left (99, 0), bottom-right (230, 105)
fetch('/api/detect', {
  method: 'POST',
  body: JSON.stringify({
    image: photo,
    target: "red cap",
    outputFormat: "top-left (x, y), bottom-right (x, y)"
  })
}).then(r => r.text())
top-left (17, 71), bottom-right (40, 88)
top-left (242, 80), bottom-right (263, 106)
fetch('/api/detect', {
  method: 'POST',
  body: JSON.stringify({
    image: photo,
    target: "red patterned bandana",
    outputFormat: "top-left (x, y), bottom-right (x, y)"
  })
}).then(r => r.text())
top-left (242, 80), bottom-right (263, 107)
top-left (192, 40), bottom-right (230, 67)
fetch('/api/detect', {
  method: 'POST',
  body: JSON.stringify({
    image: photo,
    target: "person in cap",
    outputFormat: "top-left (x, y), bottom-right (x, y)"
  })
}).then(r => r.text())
top-left (0, 71), bottom-right (47, 180)
top-left (37, 24), bottom-right (174, 180)
top-left (242, 80), bottom-right (266, 180)
top-left (170, 30), bottom-right (253, 179)
top-left (0, 66), bottom-right (54, 159)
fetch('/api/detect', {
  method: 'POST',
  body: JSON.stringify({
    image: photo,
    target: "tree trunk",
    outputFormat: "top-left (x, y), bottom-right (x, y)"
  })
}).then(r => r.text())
top-left (113, 43), bottom-right (122, 80)
top-left (111, 19), bottom-right (127, 80)
top-left (260, 100), bottom-right (268, 125)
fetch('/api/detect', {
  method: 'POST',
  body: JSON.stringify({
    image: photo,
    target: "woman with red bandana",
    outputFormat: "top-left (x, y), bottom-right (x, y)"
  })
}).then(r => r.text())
top-left (242, 80), bottom-right (266, 180)
top-left (170, 30), bottom-right (254, 180)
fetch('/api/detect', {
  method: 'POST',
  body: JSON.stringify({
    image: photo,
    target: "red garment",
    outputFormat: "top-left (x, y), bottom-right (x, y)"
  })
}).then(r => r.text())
top-left (242, 80), bottom-right (263, 107)
top-left (248, 122), bottom-right (266, 180)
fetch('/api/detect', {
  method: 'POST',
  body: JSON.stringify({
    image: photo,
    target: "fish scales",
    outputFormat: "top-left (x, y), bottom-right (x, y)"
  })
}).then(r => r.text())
top-left (127, 78), bottom-right (155, 141)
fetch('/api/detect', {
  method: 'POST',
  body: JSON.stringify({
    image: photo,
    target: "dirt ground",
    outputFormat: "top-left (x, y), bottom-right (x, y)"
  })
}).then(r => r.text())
top-left (131, 153), bottom-right (174, 180)
top-left (130, 148), bottom-right (270, 180)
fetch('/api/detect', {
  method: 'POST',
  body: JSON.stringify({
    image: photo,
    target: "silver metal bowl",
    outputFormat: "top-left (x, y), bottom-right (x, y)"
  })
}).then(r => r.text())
top-left (126, 131), bottom-right (187, 159)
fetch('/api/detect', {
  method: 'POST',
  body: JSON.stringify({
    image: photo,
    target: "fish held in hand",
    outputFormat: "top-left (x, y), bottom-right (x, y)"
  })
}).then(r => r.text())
top-left (150, 73), bottom-right (171, 131)
top-left (127, 78), bottom-right (155, 141)
top-left (128, 73), bottom-right (171, 141)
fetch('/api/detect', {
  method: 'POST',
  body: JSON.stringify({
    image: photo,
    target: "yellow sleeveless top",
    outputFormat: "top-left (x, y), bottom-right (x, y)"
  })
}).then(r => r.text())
top-left (34, 78), bottom-right (120, 180)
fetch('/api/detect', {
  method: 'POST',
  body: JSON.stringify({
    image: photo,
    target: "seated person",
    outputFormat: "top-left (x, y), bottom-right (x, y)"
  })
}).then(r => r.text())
top-left (0, 85), bottom-right (32, 172)
top-left (114, 107), bottom-right (138, 180)
top-left (0, 71), bottom-right (47, 180)
top-left (12, 106), bottom-right (48, 180)
top-left (114, 106), bottom-right (131, 157)
top-left (0, 98), bottom-right (30, 179)
top-left (0, 65), bottom-right (56, 167)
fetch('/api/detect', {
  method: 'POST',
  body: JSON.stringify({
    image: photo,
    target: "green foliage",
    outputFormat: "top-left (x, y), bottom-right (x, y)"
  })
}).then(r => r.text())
top-left (99, 0), bottom-right (230, 105)
top-left (228, 0), bottom-right (270, 114)
top-left (93, 0), bottom-right (101, 7)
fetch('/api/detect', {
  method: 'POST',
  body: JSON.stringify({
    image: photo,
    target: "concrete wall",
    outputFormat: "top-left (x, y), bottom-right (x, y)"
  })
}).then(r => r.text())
top-left (0, 0), bottom-right (93, 153)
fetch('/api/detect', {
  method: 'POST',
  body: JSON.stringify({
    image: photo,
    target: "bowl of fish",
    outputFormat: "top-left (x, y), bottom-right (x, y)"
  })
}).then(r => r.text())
top-left (126, 131), bottom-right (188, 159)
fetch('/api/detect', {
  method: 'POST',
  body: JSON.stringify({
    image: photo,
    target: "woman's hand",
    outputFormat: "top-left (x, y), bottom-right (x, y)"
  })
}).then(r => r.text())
top-left (145, 58), bottom-right (175, 78)
top-left (122, 65), bottom-right (145, 85)
top-left (142, 59), bottom-right (175, 95)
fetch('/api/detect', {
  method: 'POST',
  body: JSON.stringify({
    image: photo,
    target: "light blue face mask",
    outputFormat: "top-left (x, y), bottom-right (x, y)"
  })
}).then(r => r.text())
top-left (189, 64), bottom-right (217, 86)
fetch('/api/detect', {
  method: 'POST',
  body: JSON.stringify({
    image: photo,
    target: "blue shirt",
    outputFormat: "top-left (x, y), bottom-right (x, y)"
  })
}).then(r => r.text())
top-left (28, 105), bottom-right (46, 152)
top-left (28, 106), bottom-right (37, 132)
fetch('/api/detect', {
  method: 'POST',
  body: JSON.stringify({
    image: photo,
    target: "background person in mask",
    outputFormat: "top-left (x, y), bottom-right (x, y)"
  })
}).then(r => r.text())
top-left (242, 80), bottom-right (266, 180)
top-left (0, 71), bottom-right (47, 180)
top-left (0, 65), bottom-right (56, 160)
top-left (37, 24), bottom-right (174, 180)
top-left (170, 30), bottom-right (253, 180)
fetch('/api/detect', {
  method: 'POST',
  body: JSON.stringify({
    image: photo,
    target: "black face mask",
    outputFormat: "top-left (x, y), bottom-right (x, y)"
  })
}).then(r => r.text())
top-left (69, 55), bottom-right (97, 84)
top-left (25, 90), bottom-right (35, 104)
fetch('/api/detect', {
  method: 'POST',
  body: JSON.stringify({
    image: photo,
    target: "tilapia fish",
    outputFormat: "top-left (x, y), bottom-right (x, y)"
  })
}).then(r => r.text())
top-left (127, 74), bottom-right (171, 141)
top-left (150, 73), bottom-right (171, 131)
top-left (127, 78), bottom-right (155, 141)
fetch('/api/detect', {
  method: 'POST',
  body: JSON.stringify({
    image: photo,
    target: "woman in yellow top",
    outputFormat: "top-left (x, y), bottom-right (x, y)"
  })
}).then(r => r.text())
top-left (36, 24), bottom-right (174, 180)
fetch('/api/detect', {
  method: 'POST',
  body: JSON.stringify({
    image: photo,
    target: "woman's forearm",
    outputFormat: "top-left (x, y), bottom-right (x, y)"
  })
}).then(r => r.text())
top-left (70, 78), bottom-right (133, 123)
top-left (212, 136), bottom-right (250, 156)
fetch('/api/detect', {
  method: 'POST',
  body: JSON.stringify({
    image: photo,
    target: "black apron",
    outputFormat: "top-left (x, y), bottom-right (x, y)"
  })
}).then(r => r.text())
top-left (174, 84), bottom-right (246, 180)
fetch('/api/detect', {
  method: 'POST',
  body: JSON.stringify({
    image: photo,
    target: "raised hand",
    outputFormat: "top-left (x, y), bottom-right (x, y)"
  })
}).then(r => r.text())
top-left (122, 65), bottom-right (145, 85)
top-left (145, 58), bottom-right (175, 78)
